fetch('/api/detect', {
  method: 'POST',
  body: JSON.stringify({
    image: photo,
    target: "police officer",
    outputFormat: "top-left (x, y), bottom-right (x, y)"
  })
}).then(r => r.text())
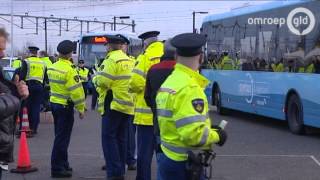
top-left (271, 58), bottom-right (284, 72)
top-left (11, 58), bottom-right (22, 69)
top-left (94, 35), bottom-right (135, 179)
top-left (156, 33), bottom-right (227, 179)
top-left (48, 40), bottom-right (85, 178)
top-left (129, 31), bottom-right (164, 180)
top-left (220, 50), bottom-right (234, 70)
top-left (16, 46), bottom-right (47, 135)
top-left (116, 34), bottom-right (137, 170)
top-left (39, 51), bottom-right (52, 112)
top-left (39, 50), bottom-right (53, 67)
top-left (77, 60), bottom-right (89, 98)
top-left (90, 58), bottom-right (103, 110)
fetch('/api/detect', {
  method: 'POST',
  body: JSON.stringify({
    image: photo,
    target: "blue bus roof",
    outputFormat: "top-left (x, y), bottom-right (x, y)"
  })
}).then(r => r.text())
top-left (202, 0), bottom-right (312, 24)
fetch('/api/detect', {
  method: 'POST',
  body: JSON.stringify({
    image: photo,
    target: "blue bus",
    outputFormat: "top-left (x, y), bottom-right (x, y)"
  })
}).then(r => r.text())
top-left (201, 0), bottom-right (320, 134)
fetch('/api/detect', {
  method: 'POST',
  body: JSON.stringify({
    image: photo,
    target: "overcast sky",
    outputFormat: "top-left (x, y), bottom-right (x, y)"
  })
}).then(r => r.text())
top-left (0, 0), bottom-right (269, 54)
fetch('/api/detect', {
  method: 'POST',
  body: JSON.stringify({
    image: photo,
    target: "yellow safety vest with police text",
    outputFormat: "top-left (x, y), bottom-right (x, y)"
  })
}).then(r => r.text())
top-left (26, 56), bottom-right (46, 83)
top-left (47, 58), bottom-right (85, 113)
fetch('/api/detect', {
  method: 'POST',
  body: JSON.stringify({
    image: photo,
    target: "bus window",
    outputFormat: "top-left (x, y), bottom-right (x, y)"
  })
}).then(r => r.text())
top-left (79, 43), bottom-right (106, 66)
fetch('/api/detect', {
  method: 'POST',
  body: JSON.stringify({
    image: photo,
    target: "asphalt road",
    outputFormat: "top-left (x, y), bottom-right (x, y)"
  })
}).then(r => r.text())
top-left (3, 101), bottom-right (320, 180)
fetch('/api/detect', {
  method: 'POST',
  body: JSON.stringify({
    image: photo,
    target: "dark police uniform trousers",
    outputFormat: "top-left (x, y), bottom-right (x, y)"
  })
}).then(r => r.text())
top-left (51, 103), bottom-right (74, 171)
top-left (102, 109), bottom-right (131, 178)
top-left (26, 80), bottom-right (44, 133)
top-left (126, 116), bottom-right (136, 166)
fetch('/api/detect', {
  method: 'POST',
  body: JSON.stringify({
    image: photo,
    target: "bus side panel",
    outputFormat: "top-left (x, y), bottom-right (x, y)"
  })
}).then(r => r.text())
top-left (201, 69), bottom-right (215, 104)
top-left (293, 74), bottom-right (320, 128)
top-left (251, 72), bottom-right (288, 120)
top-left (210, 70), bottom-right (256, 114)
top-left (204, 70), bottom-right (320, 128)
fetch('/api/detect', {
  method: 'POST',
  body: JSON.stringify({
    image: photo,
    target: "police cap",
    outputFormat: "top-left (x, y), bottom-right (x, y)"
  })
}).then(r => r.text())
top-left (57, 40), bottom-right (74, 55)
top-left (104, 35), bottom-right (126, 45)
top-left (171, 33), bottom-right (206, 57)
top-left (28, 46), bottom-right (39, 51)
top-left (116, 34), bottom-right (130, 45)
top-left (138, 31), bottom-right (160, 40)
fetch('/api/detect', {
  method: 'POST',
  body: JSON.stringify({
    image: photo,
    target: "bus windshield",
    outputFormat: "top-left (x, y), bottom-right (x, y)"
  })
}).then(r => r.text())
top-left (79, 43), bottom-right (106, 66)
top-left (79, 34), bottom-right (142, 67)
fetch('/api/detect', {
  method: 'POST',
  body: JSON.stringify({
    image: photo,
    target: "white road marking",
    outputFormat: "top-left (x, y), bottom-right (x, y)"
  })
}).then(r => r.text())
top-left (216, 154), bottom-right (311, 158)
top-left (310, 156), bottom-right (320, 167)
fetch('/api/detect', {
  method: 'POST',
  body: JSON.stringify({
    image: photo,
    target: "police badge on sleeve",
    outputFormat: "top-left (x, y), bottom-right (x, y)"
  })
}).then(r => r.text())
top-left (192, 98), bottom-right (204, 113)
top-left (74, 75), bottom-right (80, 83)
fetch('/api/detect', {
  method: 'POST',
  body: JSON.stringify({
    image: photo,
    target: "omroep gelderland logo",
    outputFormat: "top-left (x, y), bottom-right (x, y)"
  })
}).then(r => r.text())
top-left (248, 7), bottom-right (316, 36)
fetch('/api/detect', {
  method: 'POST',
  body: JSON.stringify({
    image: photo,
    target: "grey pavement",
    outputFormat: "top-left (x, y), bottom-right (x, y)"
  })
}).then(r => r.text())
top-left (3, 102), bottom-right (320, 180)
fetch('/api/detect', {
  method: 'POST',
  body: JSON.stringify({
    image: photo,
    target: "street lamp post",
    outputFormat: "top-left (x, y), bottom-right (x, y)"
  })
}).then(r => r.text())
top-left (113, 16), bottom-right (130, 31)
top-left (10, 0), bottom-right (13, 66)
top-left (192, 11), bottom-right (208, 33)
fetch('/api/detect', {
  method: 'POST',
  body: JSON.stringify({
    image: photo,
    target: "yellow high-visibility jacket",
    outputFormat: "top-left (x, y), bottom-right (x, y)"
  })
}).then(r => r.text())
top-left (271, 63), bottom-right (284, 72)
top-left (129, 41), bottom-right (164, 126)
top-left (25, 56), bottom-right (46, 83)
top-left (305, 64), bottom-right (315, 73)
top-left (220, 56), bottom-right (234, 70)
top-left (78, 67), bottom-right (89, 82)
top-left (298, 67), bottom-right (305, 73)
top-left (47, 58), bottom-right (85, 113)
top-left (12, 59), bottom-right (21, 68)
top-left (94, 50), bottom-right (135, 115)
top-left (156, 63), bottom-right (220, 161)
top-left (41, 57), bottom-right (53, 68)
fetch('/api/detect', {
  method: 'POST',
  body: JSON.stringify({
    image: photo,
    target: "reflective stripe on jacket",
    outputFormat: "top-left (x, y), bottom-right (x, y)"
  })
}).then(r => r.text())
top-left (129, 41), bottom-right (164, 125)
top-left (47, 58), bottom-right (85, 113)
top-left (156, 63), bottom-right (220, 161)
top-left (94, 50), bottom-right (135, 115)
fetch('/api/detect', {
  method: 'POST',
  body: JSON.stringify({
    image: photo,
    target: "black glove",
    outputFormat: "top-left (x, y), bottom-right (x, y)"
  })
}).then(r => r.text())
top-left (211, 125), bottom-right (222, 130)
top-left (216, 129), bottom-right (227, 146)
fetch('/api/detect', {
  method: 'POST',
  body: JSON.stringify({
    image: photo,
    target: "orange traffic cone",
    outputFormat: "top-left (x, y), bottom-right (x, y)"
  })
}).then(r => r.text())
top-left (10, 131), bottom-right (38, 173)
top-left (21, 107), bottom-right (31, 132)
top-left (20, 107), bottom-right (34, 138)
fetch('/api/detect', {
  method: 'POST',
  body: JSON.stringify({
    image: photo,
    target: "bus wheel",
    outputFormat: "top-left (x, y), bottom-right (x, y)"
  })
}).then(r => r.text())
top-left (287, 94), bottom-right (305, 134)
top-left (214, 87), bottom-right (227, 115)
